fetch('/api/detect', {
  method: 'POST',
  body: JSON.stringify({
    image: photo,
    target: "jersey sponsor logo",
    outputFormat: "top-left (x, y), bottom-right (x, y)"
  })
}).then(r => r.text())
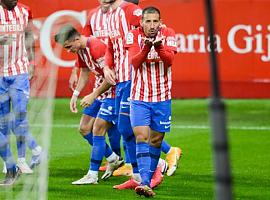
top-left (0, 24), bottom-right (24, 34)
top-left (147, 48), bottom-right (160, 60)
top-left (126, 32), bottom-right (134, 45)
top-left (109, 30), bottom-right (121, 38)
top-left (133, 9), bottom-right (142, 17)
top-left (93, 30), bottom-right (109, 38)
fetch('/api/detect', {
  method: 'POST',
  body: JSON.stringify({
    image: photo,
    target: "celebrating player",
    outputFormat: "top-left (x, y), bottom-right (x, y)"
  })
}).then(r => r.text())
top-left (0, 0), bottom-right (42, 185)
top-left (125, 6), bottom-right (177, 196)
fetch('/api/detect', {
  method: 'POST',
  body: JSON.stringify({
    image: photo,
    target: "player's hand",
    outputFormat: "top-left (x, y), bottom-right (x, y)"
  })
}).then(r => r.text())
top-left (103, 66), bottom-right (116, 85)
top-left (69, 69), bottom-right (78, 91)
top-left (70, 95), bottom-right (78, 113)
top-left (153, 36), bottom-right (165, 48)
top-left (142, 37), bottom-right (154, 47)
top-left (80, 93), bottom-right (96, 108)
top-left (28, 63), bottom-right (35, 80)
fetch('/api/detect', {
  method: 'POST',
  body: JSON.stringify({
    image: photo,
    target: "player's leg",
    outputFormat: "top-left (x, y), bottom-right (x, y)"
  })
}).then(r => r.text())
top-left (9, 74), bottom-right (33, 174)
top-left (107, 123), bottom-right (121, 157)
top-left (72, 98), bottom-right (123, 184)
top-left (88, 98), bottom-right (124, 182)
top-left (9, 113), bottom-right (43, 169)
top-left (70, 101), bottom-right (97, 184)
top-left (161, 140), bottom-right (182, 176)
top-left (148, 100), bottom-right (172, 189)
top-left (26, 132), bottom-right (43, 169)
top-left (117, 82), bottom-right (138, 175)
top-left (113, 81), bottom-right (141, 189)
top-left (97, 98), bottom-right (124, 180)
top-left (113, 138), bottom-right (132, 177)
top-left (131, 100), bottom-right (157, 197)
top-left (0, 132), bottom-right (20, 186)
top-left (149, 130), bottom-right (164, 189)
top-left (79, 99), bottom-right (102, 145)
top-left (123, 139), bottom-right (131, 163)
top-left (72, 99), bottom-right (111, 184)
top-left (84, 98), bottom-right (122, 172)
top-left (0, 77), bottom-right (19, 185)
top-left (111, 82), bottom-right (133, 176)
top-left (131, 100), bottom-right (151, 187)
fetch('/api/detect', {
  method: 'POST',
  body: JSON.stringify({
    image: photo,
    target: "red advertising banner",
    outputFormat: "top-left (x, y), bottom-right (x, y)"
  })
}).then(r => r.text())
top-left (21, 0), bottom-right (270, 98)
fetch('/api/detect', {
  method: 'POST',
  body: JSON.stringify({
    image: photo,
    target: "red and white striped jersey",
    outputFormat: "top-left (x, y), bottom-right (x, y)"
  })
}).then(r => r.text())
top-left (0, 3), bottom-right (32, 77)
top-left (105, 1), bottom-right (141, 83)
top-left (83, 6), bottom-right (109, 45)
top-left (76, 36), bottom-right (115, 99)
top-left (125, 27), bottom-right (177, 102)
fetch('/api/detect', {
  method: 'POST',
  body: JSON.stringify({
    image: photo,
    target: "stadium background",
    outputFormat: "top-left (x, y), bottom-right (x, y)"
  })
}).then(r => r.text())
top-left (1, 1), bottom-right (270, 200)
top-left (21, 0), bottom-right (270, 99)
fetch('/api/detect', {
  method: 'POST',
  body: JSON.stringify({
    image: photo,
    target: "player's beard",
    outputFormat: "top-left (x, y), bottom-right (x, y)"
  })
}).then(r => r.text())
top-left (101, 0), bottom-right (116, 12)
top-left (147, 28), bottom-right (158, 38)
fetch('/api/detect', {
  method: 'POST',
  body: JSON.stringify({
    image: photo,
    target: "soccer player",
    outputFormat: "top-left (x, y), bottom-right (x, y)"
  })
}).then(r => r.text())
top-left (125, 6), bottom-right (177, 196)
top-left (68, 0), bottom-right (133, 176)
top-left (55, 24), bottom-right (124, 184)
top-left (102, 0), bottom-right (144, 189)
top-left (0, 0), bottom-right (42, 185)
top-left (102, 0), bottom-right (178, 189)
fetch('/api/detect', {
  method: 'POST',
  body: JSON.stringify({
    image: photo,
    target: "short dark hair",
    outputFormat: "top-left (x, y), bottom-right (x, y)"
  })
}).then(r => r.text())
top-left (124, 0), bottom-right (139, 5)
top-left (142, 6), bottom-right (160, 19)
top-left (54, 24), bottom-right (80, 45)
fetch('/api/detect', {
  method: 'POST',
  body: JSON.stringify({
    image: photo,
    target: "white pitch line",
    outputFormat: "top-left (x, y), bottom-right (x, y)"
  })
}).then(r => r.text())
top-left (30, 123), bottom-right (270, 131)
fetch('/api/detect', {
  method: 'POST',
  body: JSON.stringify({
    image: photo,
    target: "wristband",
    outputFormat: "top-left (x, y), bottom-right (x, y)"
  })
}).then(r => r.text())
top-left (73, 90), bottom-right (80, 97)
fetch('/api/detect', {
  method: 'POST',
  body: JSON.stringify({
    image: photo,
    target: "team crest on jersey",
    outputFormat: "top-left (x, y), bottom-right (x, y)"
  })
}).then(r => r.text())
top-left (133, 9), bottom-right (142, 17)
top-left (126, 32), bottom-right (134, 45)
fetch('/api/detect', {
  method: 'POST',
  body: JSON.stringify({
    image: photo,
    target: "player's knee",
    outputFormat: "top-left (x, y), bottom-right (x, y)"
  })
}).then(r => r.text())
top-left (78, 124), bottom-right (90, 136)
top-left (135, 134), bottom-right (148, 143)
top-left (149, 135), bottom-right (163, 148)
top-left (92, 119), bottom-right (109, 136)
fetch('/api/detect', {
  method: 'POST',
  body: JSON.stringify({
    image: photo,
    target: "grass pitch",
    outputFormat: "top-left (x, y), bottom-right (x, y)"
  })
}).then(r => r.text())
top-left (1, 99), bottom-right (270, 199)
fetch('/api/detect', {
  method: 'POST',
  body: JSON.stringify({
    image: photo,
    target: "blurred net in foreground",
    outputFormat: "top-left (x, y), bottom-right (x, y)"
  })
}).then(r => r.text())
top-left (0, 25), bottom-right (62, 200)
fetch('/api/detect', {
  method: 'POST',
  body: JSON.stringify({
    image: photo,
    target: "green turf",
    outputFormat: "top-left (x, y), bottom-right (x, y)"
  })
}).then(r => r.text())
top-left (1, 99), bottom-right (270, 199)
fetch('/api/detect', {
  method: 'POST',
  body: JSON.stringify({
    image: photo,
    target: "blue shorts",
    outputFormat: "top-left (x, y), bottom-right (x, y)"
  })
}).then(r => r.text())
top-left (97, 98), bottom-right (117, 124)
top-left (115, 81), bottom-right (131, 116)
top-left (130, 100), bottom-right (172, 133)
top-left (82, 99), bottom-right (102, 118)
top-left (0, 74), bottom-right (29, 114)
